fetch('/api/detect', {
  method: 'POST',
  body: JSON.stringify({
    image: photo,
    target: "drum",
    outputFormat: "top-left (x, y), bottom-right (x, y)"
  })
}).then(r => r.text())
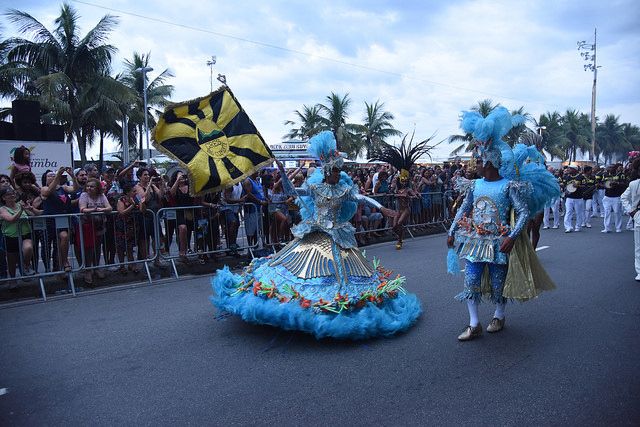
top-left (566, 182), bottom-right (577, 193)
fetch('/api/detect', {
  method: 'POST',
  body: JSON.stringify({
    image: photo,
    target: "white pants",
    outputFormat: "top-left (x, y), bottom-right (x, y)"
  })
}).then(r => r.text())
top-left (602, 196), bottom-right (622, 232)
top-left (635, 228), bottom-right (640, 275)
top-left (564, 198), bottom-right (585, 231)
top-left (543, 199), bottom-right (561, 228)
top-left (594, 190), bottom-right (605, 217)
top-left (583, 199), bottom-right (593, 226)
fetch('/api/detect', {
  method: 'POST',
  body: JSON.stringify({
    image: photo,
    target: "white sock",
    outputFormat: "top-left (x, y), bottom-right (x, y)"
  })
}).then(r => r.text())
top-left (494, 302), bottom-right (506, 320)
top-left (467, 299), bottom-right (479, 327)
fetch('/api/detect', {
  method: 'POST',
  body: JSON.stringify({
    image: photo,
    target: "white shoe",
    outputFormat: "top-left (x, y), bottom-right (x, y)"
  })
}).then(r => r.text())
top-left (552, 225), bottom-right (559, 229)
top-left (573, 228), bottom-right (581, 232)
top-left (635, 274), bottom-right (640, 282)
top-left (543, 226), bottom-right (549, 229)
top-left (616, 230), bottom-right (622, 233)
top-left (564, 229), bottom-right (572, 233)
top-left (601, 229), bottom-right (610, 233)
top-left (586, 224), bottom-right (592, 228)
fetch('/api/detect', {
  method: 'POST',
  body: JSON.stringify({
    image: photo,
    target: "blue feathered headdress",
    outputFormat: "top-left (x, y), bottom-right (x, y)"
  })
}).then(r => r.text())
top-left (308, 131), bottom-right (344, 173)
top-left (460, 106), bottom-right (525, 177)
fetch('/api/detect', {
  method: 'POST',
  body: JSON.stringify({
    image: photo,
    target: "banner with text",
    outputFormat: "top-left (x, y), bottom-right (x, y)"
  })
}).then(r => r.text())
top-left (0, 140), bottom-right (71, 179)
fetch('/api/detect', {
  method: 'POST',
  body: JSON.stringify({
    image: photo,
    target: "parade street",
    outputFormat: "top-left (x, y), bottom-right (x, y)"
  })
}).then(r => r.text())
top-left (1, 221), bottom-right (638, 426)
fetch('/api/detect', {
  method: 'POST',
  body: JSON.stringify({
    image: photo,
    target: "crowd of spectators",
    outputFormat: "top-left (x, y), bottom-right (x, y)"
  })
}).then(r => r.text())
top-left (1, 144), bottom-right (633, 293)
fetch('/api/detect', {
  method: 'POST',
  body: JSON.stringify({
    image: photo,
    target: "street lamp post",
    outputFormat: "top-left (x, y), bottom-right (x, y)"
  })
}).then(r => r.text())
top-left (136, 66), bottom-right (154, 160)
top-left (206, 56), bottom-right (216, 93)
top-left (577, 28), bottom-right (601, 162)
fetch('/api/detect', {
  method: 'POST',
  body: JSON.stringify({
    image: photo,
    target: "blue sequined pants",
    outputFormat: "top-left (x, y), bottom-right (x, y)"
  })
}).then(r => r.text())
top-left (456, 261), bottom-right (508, 304)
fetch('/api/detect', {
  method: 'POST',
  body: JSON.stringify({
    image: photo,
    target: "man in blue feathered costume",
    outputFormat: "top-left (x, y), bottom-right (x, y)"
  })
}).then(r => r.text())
top-left (447, 107), bottom-right (560, 341)
top-left (211, 131), bottom-right (422, 340)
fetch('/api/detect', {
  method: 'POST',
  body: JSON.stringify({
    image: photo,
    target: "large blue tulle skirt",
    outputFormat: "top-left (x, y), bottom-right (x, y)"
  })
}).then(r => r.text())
top-left (210, 254), bottom-right (422, 340)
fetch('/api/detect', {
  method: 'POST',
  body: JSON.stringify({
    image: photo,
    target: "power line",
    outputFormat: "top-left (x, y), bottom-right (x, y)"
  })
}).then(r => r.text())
top-left (70, 0), bottom-right (561, 109)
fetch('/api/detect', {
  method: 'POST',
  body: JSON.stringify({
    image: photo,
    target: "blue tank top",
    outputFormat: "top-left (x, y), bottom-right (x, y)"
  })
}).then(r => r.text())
top-left (246, 178), bottom-right (265, 201)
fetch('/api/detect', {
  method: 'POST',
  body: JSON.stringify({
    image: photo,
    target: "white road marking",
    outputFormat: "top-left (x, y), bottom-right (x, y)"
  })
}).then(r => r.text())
top-left (536, 246), bottom-right (550, 251)
top-left (0, 388), bottom-right (8, 396)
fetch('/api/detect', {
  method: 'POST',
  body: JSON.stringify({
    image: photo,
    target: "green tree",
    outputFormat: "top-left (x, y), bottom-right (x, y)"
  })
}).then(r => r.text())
top-left (504, 106), bottom-right (532, 147)
top-left (560, 109), bottom-right (590, 162)
top-left (317, 92), bottom-right (362, 157)
top-left (359, 100), bottom-right (402, 159)
top-left (2, 3), bottom-right (122, 164)
top-left (596, 114), bottom-right (628, 164)
top-left (120, 52), bottom-right (173, 158)
top-left (622, 123), bottom-right (640, 152)
top-left (536, 111), bottom-right (565, 161)
top-left (283, 104), bottom-right (323, 141)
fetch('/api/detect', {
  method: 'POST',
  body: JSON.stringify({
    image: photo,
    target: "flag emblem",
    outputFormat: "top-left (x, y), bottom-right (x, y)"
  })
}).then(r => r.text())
top-left (152, 87), bottom-right (273, 195)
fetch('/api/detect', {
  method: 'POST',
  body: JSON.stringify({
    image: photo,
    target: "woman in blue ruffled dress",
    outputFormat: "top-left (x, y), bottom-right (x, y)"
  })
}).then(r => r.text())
top-left (211, 131), bottom-right (422, 340)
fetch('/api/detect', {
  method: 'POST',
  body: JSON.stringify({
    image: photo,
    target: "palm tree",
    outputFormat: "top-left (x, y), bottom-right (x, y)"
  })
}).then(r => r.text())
top-left (120, 52), bottom-right (174, 158)
top-left (560, 109), bottom-right (591, 162)
top-left (596, 114), bottom-right (628, 164)
top-left (317, 92), bottom-right (362, 157)
top-left (359, 100), bottom-right (402, 159)
top-left (504, 106), bottom-right (532, 146)
top-left (3, 3), bottom-right (120, 164)
top-left (448, 99), bottom-right (499, 156)
top-left (622, 123), bottom-right (640, 152)
top-left (536, 111), bottom-right (566, 161)
top-left (283, 104), bottom-right (323, 141)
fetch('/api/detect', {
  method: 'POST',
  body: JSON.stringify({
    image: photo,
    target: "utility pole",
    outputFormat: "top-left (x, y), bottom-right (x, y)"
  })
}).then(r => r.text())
top-left (577, 28), bottom-right (600, 162)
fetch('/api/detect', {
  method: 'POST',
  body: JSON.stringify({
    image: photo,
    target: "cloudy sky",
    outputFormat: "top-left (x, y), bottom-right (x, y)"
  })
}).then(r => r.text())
top-left (4, 0), bottom-right (640, 161)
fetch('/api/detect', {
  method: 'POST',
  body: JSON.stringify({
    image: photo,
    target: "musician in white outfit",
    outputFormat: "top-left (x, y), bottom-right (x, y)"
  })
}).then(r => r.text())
top-left (563, 165), bottom-right (585, 233)
top-left (621, 160), bottom-right (640, 281)
top-left (602, 164), bottom-right (627, 233)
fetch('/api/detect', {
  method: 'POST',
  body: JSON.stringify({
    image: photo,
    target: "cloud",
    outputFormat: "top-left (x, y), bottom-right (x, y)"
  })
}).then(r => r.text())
top-left (3, 0), bottom-right (639, 162)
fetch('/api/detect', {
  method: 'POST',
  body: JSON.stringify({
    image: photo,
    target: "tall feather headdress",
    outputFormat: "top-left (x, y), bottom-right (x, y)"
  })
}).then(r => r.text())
top-left (369, 131), bottom-right (440, 182)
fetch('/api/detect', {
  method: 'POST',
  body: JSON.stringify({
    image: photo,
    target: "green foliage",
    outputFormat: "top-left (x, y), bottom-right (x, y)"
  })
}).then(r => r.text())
top-left (283, 94), bottom-right (402, 159)
top-left (0, 3), bottom-right (173, 166)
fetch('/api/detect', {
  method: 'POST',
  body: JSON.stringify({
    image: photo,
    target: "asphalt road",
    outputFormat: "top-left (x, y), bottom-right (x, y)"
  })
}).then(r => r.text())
top-left (1, 218), bottom-right (639, 426)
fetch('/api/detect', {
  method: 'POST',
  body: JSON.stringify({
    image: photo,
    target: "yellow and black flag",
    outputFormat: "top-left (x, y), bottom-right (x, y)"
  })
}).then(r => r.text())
top-left (152, 87), bottom-right (273, 195)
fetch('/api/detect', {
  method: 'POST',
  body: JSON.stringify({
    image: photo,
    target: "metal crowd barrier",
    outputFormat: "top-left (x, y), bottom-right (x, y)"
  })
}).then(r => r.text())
top-left (260, 191), bottom-right (454, 249)
top-left (1, 190), bottom-right (456, 303)
top-left (0, 209), bottom-right (159, 301)
top-left (155, 203), bottom-right (262, 278)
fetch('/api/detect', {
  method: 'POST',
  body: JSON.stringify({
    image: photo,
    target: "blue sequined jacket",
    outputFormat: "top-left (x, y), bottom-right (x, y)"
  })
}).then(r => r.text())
top-left (448, 178), bottom-right (529, 264)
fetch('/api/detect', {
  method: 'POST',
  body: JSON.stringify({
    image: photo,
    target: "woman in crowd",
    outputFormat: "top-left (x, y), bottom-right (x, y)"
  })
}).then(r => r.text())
top-left (169, 170), bottom-right (195, 263)
top-left (267, 179), bottom-right (292, 247)
top-left (0, 186), bottom-right (38, 281)
top-left (220, 183), bottom-right (244, 255)
top-left (116, 182), bottom-right (140, 273)
top-left (40, 168), bottom-right (75, 275)
top-left (102, 167), bottom-right (120, 269)
top-left (78, 178), bottom-right (112, 285)
top-left (14, 172), bottom-right (44, 271)
top-left (195, 192), bottom-right (221, 263)
top-left (134, 167), bottom-right (164, 266)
